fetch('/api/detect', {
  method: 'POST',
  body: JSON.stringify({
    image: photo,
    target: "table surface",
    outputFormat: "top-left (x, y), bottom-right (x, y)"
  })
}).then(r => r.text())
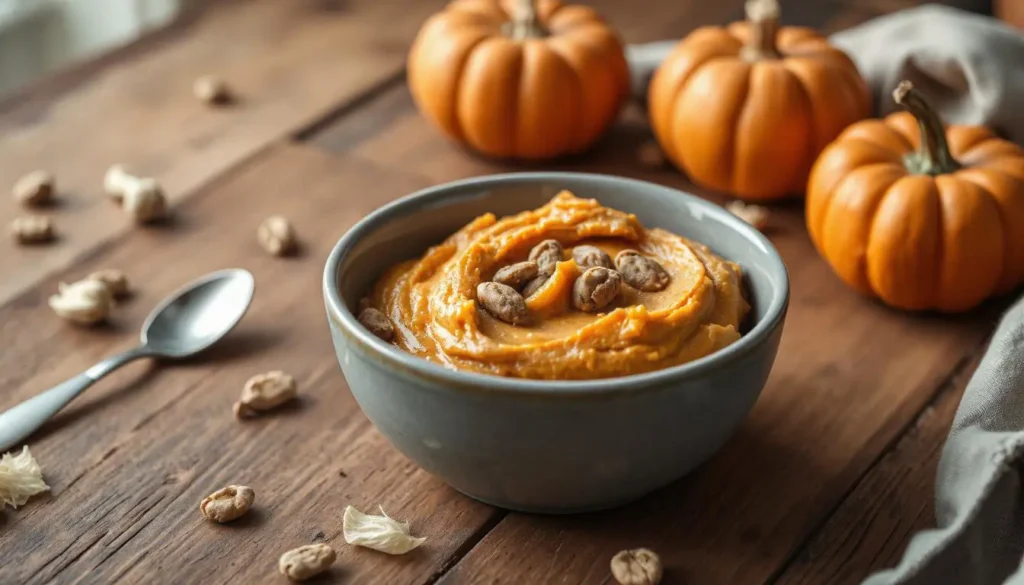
top-left (0, 0), bottom-right (1005, 583)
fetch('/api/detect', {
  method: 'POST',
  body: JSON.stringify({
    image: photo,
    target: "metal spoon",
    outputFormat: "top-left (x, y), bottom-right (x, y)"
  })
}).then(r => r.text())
top-left (0, 268), bottom-right (255, 452)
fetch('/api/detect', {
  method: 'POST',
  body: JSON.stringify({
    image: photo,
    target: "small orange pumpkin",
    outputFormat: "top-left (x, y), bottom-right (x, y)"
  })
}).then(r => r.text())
top-left (408, 0), bottom-right (629, 160)
top-left (648, 0), bottom-right (870, 201)
top-left (807, 81), bottom-right (1024, 312)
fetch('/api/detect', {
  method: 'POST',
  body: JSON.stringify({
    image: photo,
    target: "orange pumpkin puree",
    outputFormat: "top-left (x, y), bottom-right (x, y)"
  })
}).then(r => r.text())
top-left (369, 191), bottom-right (749, 380)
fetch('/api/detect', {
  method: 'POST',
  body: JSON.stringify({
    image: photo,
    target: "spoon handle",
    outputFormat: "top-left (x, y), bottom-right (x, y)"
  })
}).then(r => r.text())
top-left (0, 346), bottom-right (153, 453)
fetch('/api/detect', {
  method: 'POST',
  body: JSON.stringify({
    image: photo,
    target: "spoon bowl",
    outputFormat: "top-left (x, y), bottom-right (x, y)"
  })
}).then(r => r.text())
top-left (142, 269), bottom-right (255, 357)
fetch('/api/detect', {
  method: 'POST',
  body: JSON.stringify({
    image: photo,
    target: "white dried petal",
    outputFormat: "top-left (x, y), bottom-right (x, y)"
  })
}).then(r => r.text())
top-left (13, 170), bottom-right (55, 207)
top-left (122, 179), bottom-right (167, 223)
top-left (278, 543), bottom-right (336, 581)
top-left (257, 216), bottom-right (296, 257)
top-left (0, 446), bottom-right (50, 508)
top-left (87, 269), bottom-right (130, 298)
top-left (726, 200), bottom-right (770, 231)
top-left (49, 279), bottom-right (114, 325)
top-left (234, 371), bottom-right (298, 419)
top-left (343, 505), bottom-right (425, 555)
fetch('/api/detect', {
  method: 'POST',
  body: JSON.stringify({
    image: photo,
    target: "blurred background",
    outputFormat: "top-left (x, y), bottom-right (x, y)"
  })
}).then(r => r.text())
top-left (0, 0), bottom-right (181, 96)
top-left (0, 0), bottom-right (1011, 102)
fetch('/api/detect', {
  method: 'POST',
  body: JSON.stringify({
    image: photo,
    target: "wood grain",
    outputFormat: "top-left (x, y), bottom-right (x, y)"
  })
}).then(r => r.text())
top-left (0, 0), bottom-right (445, 306)
top-left (311, 81), bottom-right (999, 585)
top-left (774, 352), bottom-right (983, 585)
top-left (0, 0), bottom-right (1005, 583)
top-left (0, 145), bottom-right (499, 584)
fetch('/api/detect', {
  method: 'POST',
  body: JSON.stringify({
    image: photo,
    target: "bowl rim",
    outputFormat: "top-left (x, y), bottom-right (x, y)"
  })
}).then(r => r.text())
top-left (323, 171), bottom-right (789, 395)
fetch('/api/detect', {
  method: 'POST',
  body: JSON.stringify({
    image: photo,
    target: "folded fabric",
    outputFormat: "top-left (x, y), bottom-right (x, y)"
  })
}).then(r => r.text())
top-left (863, 294), bottom-right (1024, 585)
top-left (831, 4), bottom-right (1024, 145)
top-left (625, 4), bottom-right (1024, 144)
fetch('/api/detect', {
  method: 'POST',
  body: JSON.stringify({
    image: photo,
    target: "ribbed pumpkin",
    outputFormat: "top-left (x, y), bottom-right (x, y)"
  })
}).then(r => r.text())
top-left (407, 0), bottom-right (629, 160)
top-left (648, 0), bottom-right (870, 201)
top-left (807, 81), bottom-right (1024, 312)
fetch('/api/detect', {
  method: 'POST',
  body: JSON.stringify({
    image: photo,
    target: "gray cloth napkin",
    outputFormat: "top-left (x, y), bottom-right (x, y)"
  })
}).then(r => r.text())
top-left (625, 4), bottom-right (1024, 144)
top-left (862, 294), bottom-right (1024, 585)
top-left (831, 5), bottom-right (1024, 145)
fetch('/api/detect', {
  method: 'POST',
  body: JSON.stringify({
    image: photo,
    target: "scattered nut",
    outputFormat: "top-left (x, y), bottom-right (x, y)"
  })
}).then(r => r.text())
top-left (572, 245), bottom-right (613, 269)
top-left (521, 275), bottom-right (548, 299)
top-left (358, 307), bottom-right (395, 342)
top-left (103, 165), bottom-right (130, 201)
top-left (105, 166), bottom-right (167, 222)
top-left (573, 267), bottom-right (622, 312)
top-left (611, 548), bottom-right (663, 585)
top-left (48, 279), bottom-right (113, 325)
top-left (528, 239), bottom-right (564, 276)
top-left (476, 282), bottom-right (529, 325)
top-left (193, 75), bottom-right (231, 105)
top-left (358, 297), bottom-right (372, 313)
top-left (199, 485), bottom-right (255, 523)
top-left (234, 371), bottom-right (298, 419)
top-left (104, 165), bottom-right (166, 223)
top-left (122, 180), bottom-right (167, 223)
top-left (615, 250), bottom-right (670, 292)
top-left (492, 260), bottom-right (539, 289)
top-left (87, 269), bottom-right (130, 298)
top-left (279, 543), bottom-right (336, 582)
top-left (12, 170), bottom-right (55, 207)
top-left (726, 200), bottom-right (770, 231)
top-left (257, 215), bottom-right (297, 257)
top-left (10, 216), bottom-right (55, 245)
top-left (637, 141), bottom-right (666, 169)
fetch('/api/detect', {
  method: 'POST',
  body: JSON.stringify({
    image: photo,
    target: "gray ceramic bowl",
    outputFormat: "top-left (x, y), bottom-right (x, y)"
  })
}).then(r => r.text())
top-left (323, 173), bottom-right (788, 513)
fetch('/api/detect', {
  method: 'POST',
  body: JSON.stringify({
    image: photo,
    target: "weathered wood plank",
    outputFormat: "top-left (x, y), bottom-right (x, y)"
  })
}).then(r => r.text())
top-left (307, 67), bottom-right (997, 585)
top-left (774, 352), bottom-right (982, 585)
top-left (0, 0), bottom-right (445, 306)
top-left (0, 144), bottom-right (499, 584)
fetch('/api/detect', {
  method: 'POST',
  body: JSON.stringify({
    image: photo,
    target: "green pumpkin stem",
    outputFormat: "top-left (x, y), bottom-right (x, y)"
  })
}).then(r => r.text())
top-left (742, 0), bottom-right (781, 60)
top-left (505, 0), bottom-right (548, 40)
top-left (893, 81), bottom-right (962, 175)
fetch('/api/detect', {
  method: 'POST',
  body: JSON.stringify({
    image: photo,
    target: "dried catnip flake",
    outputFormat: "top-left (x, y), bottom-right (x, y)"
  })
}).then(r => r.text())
top-left (342, 505), bottom-right (426, 555)
top-left (0, 446), bottom-right (50, 508)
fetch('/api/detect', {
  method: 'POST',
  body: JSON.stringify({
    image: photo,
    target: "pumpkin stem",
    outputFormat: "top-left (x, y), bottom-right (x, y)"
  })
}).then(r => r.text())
top-left (742, 0), bottom-right (781, 60)
top-left (505, 0), bottom-right (548, 40)
top-left (893, 81), bottom-right (962, 176)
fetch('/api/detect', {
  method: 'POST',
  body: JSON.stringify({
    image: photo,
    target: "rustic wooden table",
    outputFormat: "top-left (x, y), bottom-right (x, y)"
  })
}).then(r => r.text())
top-left (0, 0), bottom-right (1003, 583)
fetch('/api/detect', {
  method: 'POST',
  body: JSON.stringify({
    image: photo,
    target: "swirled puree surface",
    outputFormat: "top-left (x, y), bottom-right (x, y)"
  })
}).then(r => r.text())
top-left (369, 191), bottom-right (749, 380)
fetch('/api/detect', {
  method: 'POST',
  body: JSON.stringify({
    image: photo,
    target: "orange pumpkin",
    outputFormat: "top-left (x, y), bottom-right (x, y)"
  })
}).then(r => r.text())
top-left (807, 81), bottom-right (1024, 312)
top-left (407, 0), bottom-right (629, 160)
top-left (648, 0), bottom-right (870, 201)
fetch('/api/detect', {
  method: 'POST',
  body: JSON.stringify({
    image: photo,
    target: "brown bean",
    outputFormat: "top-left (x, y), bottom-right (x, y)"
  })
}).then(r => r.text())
top-left (493, 260), bottom-right (539, 290)
top-left (477, 282), bottom-right (529, 325)
top-left (572, 245), bottom-right (613, 269)
top-left (573, 267), bottom-right (622, 312)
top-left (358, 307), bottom-right (395, 341)
top-left (528, 239), bottom-right (564, 276)
top-left (521, 275), bottom-right (548, 299)
top-left (615, 250), bottom-right (670, 292)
